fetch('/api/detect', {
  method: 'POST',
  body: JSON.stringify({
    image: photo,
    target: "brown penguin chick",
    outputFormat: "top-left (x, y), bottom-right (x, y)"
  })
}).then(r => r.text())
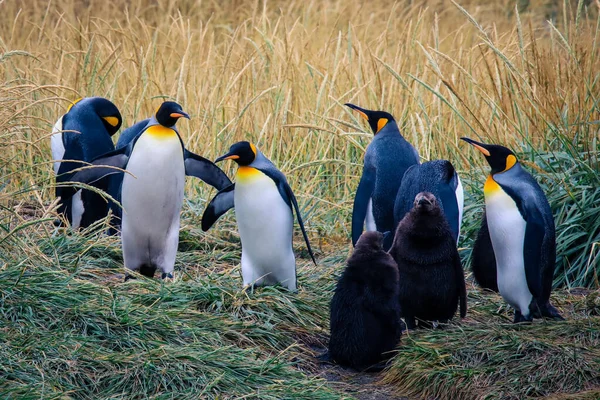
top-left (389, 192), bottom-right (467, 329)
top-left (328, 231), bottom-right (402, 371)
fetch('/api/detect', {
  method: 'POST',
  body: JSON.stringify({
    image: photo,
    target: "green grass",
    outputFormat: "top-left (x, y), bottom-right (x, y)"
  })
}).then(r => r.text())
top-left (1, 0), bottom-right (600, 398)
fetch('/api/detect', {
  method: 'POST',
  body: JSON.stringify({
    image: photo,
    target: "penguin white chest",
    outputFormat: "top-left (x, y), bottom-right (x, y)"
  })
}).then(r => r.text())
top-left (51, 116), bottom-right (65, 175)
top-left (122, 127), bottom-right (185, 234)
top-left (234, 167), bottom-right (296, 289)
top-left (485, 176), bottom-right (532, 315)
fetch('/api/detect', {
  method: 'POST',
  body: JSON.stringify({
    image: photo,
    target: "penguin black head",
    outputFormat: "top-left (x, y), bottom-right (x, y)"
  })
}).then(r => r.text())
top-left (155, 101), bottom-right (190, 128)
top-left (355, 231), bottom-right (385, 253)
top-left (461, 137), bottom-right (518, 174)
top-left (413, 192), bottom-right (438, 213)
top-left (345, 103), bottom-right (395, 135)
top-left (70, 97), bottom-right (123, 136)
top-left (215, 141), bottom-right (257, 166)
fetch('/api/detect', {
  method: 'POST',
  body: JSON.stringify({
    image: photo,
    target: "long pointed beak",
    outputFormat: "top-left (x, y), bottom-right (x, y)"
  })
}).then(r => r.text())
top-left (215, 152), bottom-right (239, 163)
top-left (344, 103), bottom-right (371, 121)
top-left (461, 137), bottom-right (491, 157)
top-left (170, 111), bottom-right (190, 119)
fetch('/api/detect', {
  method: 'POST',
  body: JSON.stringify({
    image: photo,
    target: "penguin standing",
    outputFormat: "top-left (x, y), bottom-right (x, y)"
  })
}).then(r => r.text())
top-left (105, 101), bottom-right (193, 234)
top-left (389, 192), bottom-right (467, 329)
top-left (67, 102), bottom-right (231, 279)
top-left (52, 97), bottom-right (122, 229)
top-left (461, 138), bottom-right (563, 322)
top-left (345, 104), bottom-right (419, 250)
top-left (327, 231), bottom-right (402, 371)
top-left (201, 141), bottom-right (316, 291)
top-left (393, 160), bottom-right (464, 243)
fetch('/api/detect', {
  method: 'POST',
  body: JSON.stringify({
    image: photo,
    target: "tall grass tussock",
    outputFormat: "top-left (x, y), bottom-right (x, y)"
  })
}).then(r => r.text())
top-left (1, 0), bottom-right (599, 398)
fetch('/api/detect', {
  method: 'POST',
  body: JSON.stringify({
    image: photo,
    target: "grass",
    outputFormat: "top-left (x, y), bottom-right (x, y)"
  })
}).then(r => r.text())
top-left (1, 0), bottom-right (600, 398)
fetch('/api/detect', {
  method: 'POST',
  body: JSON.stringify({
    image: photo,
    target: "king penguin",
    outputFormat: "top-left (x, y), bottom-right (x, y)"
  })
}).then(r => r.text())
top-left (393, 160), bottom-right (464, 243)
top-left (201, 141), bottom-right (316, 291)
top-left (345, 103), bottom-right (420, 250)
top-left (52, 97), bottom-right (122, 229)
top-left (105, 101), bottom-right (195, 234)
top-left (461, 137), bottom-right (563, 322)
top-left (67, 102), bottom-right (232, 279)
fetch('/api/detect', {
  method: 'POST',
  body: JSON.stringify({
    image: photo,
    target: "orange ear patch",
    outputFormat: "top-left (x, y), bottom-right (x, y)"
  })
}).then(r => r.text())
top-left (376, 118), bottom-right (388, 133)
top-left (505, 154), bottom-right (517, 171)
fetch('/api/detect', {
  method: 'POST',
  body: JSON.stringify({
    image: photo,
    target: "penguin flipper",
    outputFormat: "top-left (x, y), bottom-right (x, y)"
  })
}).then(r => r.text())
top-left (69, 148), bottom-right (130, 185)
top-left (524, 219), bottom-right (545, 299)
top-left (283, 181), bottom-right (317, 265)
top-left (454, 251), bottom-right (467, 318)
top-left (184, 150), bottom-right (232, 190)
top-left (352, 168), bottom-right (375, 246)
top-left (201, 183), bottom-right (235, 231)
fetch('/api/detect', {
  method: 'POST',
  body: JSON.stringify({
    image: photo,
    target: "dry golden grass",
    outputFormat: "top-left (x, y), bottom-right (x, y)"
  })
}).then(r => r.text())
top-left (1, 1), bottom-right (600, 398)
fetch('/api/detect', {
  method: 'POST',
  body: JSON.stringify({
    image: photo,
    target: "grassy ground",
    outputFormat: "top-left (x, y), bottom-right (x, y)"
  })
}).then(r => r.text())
top-left (1, 0), bottom-right (600, 398)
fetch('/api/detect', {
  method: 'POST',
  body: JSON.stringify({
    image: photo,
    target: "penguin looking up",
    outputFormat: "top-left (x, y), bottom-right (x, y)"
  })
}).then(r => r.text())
top-left (201, 141), bottom-right (316, 291)
top-left (52, 97), bottom-right (122, 229)
top-left (345, 103), bottom-right (420, 250)
top-left (65, 102), bottom-right (231, 280)
top-left (105, 101), bottom-right (195, 234)
top-left (327, 231), bottom-right (402, 371)
top-left (393, 160), bottom-right (464, 243)
top-left (389, 192), bottom-right (467, 329)
top-left (461, 138), bottom-right (563, 322)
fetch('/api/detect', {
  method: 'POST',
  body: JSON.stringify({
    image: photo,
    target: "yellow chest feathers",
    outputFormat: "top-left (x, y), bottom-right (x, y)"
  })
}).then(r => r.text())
top-left (145, 125), bottom-right (178, 140)
top-left (484, 175), bottom-right (503, 196)
top-left (236, 166), bottom-right (267, 183)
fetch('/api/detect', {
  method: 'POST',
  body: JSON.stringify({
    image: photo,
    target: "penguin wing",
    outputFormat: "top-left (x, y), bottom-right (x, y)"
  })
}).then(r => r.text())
top-left (69, 146), bottom-right (130, 185)
top-left (184, 150), bottom-right (232, 190)
top-left (116, 119), bottom-right (149, 148)
top-left (201, 183), bottom-right (235, 231)
top-left (437, 163), bottom-right (461, 242)
top-left (351, 166), bottom-right (376, 246)
top-left (454, 250), bottom-right (467, 318)
top-left (261, 168), bottom-right (317, 265)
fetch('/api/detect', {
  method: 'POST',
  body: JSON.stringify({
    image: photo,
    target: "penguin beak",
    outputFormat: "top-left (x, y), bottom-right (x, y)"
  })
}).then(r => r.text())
top-left (344, 103), bottom-right (370, 121)
top-left (461, 137), bottom-right (491, 157)
top-left (170, 111), bottom-right (190, 119)
top-left (215, 152), bottom-right (239, 163)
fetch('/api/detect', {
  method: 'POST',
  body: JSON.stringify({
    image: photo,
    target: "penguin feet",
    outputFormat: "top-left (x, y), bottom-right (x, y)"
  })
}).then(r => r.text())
top-left (539, 302), bottom-right (565, 321)
top-left (124, 274), bottom-right (136, 282)
top-left (161, 272), bottom-right (174, 281)
top-left (513, 310), bottom-right (533, 324)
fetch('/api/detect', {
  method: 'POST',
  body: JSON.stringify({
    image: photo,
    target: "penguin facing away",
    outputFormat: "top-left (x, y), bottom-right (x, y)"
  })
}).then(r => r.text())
top-left (52, 97), bottom-right (122, 229)
top-left (105, 101), bottom-right (195, 234)
top-left (389, 192), bottom-right (467, 329)
top-left (461, 137), bottom-right (563, 322)
top-left (328, 231), bottom-right (402, 371)
top-left (66, 102), bottom-right (231, 279)
top-left (345, 103), bottom-right (420, 250)
top-left (201, 141), bottom-right (316, 291)
top-left (470, 211), bottom-right (499, 292)
top-left (393, 160), bottom-right (464, 243)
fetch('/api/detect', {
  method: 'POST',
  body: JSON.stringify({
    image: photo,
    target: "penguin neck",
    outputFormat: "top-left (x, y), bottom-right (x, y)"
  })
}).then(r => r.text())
top-left (145, 124), bottom-right (178, 140)
top-left (236, 166), bottom-right (263, 183)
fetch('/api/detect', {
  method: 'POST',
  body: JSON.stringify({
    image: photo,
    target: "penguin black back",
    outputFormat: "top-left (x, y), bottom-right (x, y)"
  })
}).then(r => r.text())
top-left (393, 160), bottom-right (463, 243)
top-left (389, 192), bottom-right (467, 329)
top-left (346, 103), bottom-right (420, 250)
top-left (328, 231), bottom-right (402, 371)
top-left (54, 97), bottom-right (122, 229)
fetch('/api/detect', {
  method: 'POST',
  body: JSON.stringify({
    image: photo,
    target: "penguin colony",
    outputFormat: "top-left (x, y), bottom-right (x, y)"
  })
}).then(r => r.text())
top-left (53, 98), bottom-right (564, 371)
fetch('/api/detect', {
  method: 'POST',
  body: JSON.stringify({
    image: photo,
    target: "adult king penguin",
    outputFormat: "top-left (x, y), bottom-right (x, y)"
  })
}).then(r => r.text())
top-left (52, 97), bottom-right (122, 229)
top-left (201, 141), bottom-right (316, 291)
top-left (105, 101), bottom-right (195, 234)
top-left (462, 138), bottom-right (563, 322)
top-left (67, 102), bottom-right (231, 279)
top-left (393, 160), bottom-right (464, 243)
top-left (345, 103), bottom-right (419, 250)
